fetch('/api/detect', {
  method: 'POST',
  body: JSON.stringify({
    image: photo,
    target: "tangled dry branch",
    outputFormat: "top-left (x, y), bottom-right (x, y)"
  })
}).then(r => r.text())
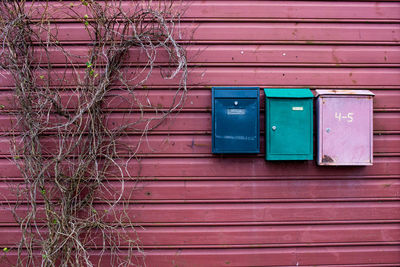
top-left (0, 0), bottom-right (188, 266)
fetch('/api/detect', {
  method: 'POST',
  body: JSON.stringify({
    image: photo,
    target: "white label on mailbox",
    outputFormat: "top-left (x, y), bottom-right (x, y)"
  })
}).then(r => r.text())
top-left (227, 109), bottom-right (246, 115)
top-left (292, 107), bottom-right (303, 111)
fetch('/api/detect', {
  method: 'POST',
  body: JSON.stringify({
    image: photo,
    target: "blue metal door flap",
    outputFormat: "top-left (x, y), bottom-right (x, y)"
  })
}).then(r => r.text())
top-left (212, 87), bottom-right (260, 154)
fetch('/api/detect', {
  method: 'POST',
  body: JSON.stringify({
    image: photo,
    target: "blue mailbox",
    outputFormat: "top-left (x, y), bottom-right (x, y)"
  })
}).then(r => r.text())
top-left (212, 87), bottom-right (260, 153)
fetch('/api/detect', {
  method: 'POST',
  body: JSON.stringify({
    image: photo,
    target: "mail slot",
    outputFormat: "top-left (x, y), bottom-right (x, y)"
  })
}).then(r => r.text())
top-left (264, 88), bottom-right (314, 160)
top-left (316, 90), bottom-right (374, 166)
top-left (212, 87), bottom-right (260, 153)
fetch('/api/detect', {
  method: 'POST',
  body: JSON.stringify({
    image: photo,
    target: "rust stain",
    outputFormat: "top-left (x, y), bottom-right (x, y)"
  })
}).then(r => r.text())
top-left (332, 48), bottom-right (340, 65)
top-left (323, 90), bottom-right (359, 95)
top-left (193, 143), bottom-right (209, 147)
top-left (375, 2), bottom-right (384, 16)
top-left (322, 155), bottom-right (334, 163)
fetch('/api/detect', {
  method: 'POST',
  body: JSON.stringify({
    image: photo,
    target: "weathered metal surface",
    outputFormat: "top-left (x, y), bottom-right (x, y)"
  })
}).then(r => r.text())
top-left (0, 89), bottom-right (400, 113)
top-left (0, 134), bottom-right (398, 157)
top-left (2, 201), bottom-right (399, 224)
top-left (1, 179), bottom-right (399, 202)
top-left (0, 112), bottom-right (399, 134)
top-left (7, 45), bottom-right (397, 67)
top-left (0, 157), bottom-right (399, 179)
top-left (26, 22), bottom-right (400, 44)
top-left (2, 246), bottom-right (400, 267)
top-left (315, 89), bottom-right (375, 96)
top-left (25, 1), bottom-right (400, 21)
top-left (0, 1), bottom-right (399, 266)
top-left (1, 68), bottom-right (400, 89)
top-left (317, 91), bottom-right (374, 165)
top-left (0, 224), bottom-right (399, 247)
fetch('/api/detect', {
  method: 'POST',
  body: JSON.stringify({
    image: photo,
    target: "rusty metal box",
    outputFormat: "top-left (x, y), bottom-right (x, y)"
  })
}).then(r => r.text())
top-left (316, 90), bottom-right (374, 166)
top-left (212, 87), bottom-right (260, 154)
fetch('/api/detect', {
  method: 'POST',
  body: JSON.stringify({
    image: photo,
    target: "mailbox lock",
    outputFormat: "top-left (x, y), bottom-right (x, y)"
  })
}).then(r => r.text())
top-left (326, 128), bottom-right (331, 133)
top-left (234, 101), bottom-right (238, 106)
top-left (272, 126), bottom-right (277, 131)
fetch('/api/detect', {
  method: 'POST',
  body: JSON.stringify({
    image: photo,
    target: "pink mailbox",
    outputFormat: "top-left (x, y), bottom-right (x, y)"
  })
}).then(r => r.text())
top-left (316, 90), bottom-right (374, 166)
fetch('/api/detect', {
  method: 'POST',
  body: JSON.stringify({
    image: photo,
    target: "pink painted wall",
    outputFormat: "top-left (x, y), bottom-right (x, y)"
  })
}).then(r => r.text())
top-left (0, 1), bottom-right (400, 266)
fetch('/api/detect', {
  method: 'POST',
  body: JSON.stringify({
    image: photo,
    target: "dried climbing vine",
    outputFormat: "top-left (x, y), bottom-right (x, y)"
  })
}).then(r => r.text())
top-left (0, 0), bottom-right (188, 266)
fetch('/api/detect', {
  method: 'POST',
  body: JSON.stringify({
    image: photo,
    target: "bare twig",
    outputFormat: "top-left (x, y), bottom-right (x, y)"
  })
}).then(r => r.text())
top-left (0, 0), bottom-right (188, 266)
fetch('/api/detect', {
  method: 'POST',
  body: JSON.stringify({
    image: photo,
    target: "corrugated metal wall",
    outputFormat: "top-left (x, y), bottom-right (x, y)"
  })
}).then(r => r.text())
top-left (1, 1), bottom-right (400, 266)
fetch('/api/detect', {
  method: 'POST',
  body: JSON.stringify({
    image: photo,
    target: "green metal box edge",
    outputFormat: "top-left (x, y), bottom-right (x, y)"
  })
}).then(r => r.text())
top-left (264, 88), bottom-right (314, 98)
top-left (264, 88), bottom-right (314, 161)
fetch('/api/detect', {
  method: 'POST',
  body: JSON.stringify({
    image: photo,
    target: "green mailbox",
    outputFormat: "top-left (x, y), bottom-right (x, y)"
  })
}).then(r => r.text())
top-left (264, 88), bottom-right (314, 160)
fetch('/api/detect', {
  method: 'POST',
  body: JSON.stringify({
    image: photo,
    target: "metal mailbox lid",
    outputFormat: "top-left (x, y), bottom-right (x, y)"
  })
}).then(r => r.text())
top-left (315, 89), bottom-right (375, 97)
top-left (264, 88), bottom-right (314, 98)
top-left (212, 87), bottom-right (260, 154)
top-left (264, 88), bottom-right (314, 161)
top-left (213, 87), bottom-right (259, 98)
top-left (316, 90), bottom-right (374, 166)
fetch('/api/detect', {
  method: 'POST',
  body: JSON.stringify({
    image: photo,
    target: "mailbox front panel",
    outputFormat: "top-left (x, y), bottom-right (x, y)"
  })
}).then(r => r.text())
top-left (264, 88), bottom-right (314, 160)
top-left (317, 95), bottom-right (373, 165)
top-left (212, 87), bottom-right (260, 153)
top-left (266, 98), bottom-right (313, 160)
top-left (268, 99), bottom-right (313, 156)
